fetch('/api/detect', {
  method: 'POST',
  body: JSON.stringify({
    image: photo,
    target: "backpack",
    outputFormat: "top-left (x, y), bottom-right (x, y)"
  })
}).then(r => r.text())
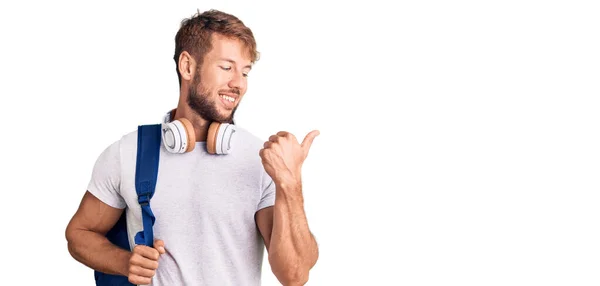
top-left (95, 124), bottom-right (162, 286)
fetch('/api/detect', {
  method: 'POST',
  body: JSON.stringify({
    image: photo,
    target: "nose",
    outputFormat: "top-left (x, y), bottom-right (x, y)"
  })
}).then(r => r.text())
top-left (228, 72), bottom-right (246, 91)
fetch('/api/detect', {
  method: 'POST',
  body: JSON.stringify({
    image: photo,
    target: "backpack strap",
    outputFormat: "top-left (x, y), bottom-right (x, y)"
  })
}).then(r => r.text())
top-left (134, 124), bottom-right (162, 247)
top-left (95, 124), bottom-right (161, 286)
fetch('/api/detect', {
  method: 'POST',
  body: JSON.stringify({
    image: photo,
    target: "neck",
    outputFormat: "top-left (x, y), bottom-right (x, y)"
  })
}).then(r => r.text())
top-left (173, 101), bottom-right (210, 142)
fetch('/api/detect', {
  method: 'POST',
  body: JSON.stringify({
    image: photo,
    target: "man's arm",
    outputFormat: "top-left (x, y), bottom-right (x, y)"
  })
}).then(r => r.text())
top-left (65, 191), bottom-right (131, 276)
top-left (256, 184), bottom-right (319, 286)
top-left (257, 130), bottom-right (321, 285)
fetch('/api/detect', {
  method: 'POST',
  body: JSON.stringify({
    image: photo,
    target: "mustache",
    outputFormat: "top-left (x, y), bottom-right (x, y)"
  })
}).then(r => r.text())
top-left (219, 88), bottom-right (240, 95)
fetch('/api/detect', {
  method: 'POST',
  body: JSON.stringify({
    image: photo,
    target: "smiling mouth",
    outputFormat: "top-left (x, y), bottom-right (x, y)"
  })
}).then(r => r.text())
top-left (220, 94), bottom-right (235, 103)
top-left (218, 94), bottom-right (237, 110)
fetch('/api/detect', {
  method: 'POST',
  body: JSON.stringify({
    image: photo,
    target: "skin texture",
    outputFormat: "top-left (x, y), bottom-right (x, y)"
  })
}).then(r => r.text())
top-left (256, 130), bottom-right (320, 285)
top-left (65, 32), bottom-right (319, 285)
top-left (173, 33), bottom-right (251, 142)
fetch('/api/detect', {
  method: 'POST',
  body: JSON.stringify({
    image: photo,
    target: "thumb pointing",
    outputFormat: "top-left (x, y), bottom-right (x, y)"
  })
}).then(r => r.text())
top-left (301, 130), bottom-right (320, 155)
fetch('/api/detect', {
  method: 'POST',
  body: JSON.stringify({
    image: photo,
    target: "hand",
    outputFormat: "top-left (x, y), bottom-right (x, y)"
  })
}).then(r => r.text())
top-left (259, 130), bottom-right (320, 187)
top-left (128, 239), bottom-right (166, 285)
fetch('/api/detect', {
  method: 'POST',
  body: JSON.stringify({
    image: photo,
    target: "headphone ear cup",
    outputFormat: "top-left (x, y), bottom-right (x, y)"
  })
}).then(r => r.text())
top-left (207, 122), bottom-right (236, 155)
top-left (162, 118), bottom-right (196, 154)
top-left (178, 117), bottom-right (196, 153)
top-left (206, 122), bottom-right (220, 155)
top-left (215, 123), bottom-right (235, 154)
top-left (162, 122), bottom-right (182, 153)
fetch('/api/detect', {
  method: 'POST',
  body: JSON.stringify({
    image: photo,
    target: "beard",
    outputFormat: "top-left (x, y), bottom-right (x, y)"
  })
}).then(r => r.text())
top-left (186, 72), bottom-right (238, 124)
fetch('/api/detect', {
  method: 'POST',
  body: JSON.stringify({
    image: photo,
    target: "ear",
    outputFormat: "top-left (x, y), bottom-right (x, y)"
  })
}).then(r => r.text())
top-left (178, 51), bottom-right (196, 82)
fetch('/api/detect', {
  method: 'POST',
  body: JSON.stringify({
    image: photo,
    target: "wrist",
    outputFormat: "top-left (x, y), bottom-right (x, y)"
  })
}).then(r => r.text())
top-left (275, 180), bottom-right (304, 203)
top-left (275, 179), bottom-right (301, 193)
top-left (118, 251), bottom-right (133, 276)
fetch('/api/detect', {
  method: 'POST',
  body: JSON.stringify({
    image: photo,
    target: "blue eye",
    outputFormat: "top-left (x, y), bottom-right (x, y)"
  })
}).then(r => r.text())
top-left (221, 66), bottom-right (231, 71)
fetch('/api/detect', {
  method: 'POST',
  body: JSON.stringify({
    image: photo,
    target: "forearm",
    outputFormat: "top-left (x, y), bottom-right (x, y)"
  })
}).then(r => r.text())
top-left (268, 182), bottom-right (319, 284)
top-left (66, 229), bottom-right (131, 276)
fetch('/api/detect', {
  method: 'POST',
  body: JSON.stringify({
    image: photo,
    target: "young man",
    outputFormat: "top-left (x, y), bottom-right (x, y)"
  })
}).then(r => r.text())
top-left (65, 9), bottom-right (319, 286)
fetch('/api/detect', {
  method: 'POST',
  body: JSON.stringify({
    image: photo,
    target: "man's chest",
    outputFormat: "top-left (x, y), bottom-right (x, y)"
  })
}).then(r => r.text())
top-left (121, 158), bottom-right (263, 224)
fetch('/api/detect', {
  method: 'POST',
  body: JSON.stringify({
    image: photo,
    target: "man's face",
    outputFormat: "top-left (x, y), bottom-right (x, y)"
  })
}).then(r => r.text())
top-left (187, 33), bottom-right (252, 123)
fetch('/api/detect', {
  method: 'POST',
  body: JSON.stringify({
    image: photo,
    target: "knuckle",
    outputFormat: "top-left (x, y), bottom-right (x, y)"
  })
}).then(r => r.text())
top-left (152, 250), bottom-right (160, 260)
top-left (128, 275), bottom-right (143, 285)
top-left (133, 245), bottom-right (145, 254)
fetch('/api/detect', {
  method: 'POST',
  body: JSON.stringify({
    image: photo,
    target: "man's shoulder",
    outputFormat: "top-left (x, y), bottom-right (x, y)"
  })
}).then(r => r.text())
top-left (231, 125), bottom-right (265, 152)
top-left (98, 129), bottom-right (139, 157)
top-left (114, 128), bottom-right (139, 149)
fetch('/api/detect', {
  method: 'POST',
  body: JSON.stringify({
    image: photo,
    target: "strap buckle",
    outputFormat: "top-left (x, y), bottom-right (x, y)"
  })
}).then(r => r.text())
top-left (138, 193), bottom-right (150, 206)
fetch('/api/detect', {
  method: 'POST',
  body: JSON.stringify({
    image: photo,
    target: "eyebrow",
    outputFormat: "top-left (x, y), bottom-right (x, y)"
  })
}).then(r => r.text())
top-left (220, 58), bottom-right (252, 70)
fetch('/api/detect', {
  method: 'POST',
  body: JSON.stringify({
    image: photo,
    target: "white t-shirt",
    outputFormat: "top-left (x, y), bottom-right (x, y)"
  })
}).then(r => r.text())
top-left (87, 125), bottom-right (276, 285)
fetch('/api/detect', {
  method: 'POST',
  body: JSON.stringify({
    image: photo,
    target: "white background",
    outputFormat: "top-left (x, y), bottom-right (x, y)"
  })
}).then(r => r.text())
top-left (1, 0), bottom-right (599, 285)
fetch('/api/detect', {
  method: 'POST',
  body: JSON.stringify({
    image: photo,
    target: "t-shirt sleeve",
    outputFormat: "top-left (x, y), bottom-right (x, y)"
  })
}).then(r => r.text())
top-left (257, 170), bottom-right (276, 211)
top-left (86, 140), bottom-right (126, 209)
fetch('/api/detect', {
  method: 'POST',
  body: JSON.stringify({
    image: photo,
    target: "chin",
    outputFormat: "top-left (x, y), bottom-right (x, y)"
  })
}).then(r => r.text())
top-left (213, 114), bottom-right (232, 124)
top-left (217, 109), bottom-right (236, 123)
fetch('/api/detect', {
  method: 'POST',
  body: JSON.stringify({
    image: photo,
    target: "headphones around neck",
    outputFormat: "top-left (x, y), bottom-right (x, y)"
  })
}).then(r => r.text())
top-left (161, 109), bottom-right (236, 155)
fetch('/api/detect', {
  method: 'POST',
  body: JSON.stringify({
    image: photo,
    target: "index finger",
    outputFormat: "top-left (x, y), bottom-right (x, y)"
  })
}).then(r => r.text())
top-left (134, 245), bottom-right (160, 261)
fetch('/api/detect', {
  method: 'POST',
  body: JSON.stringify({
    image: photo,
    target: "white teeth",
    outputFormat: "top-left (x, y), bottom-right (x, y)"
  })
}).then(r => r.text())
top-left (220, 95), bottom-right (234, 102)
